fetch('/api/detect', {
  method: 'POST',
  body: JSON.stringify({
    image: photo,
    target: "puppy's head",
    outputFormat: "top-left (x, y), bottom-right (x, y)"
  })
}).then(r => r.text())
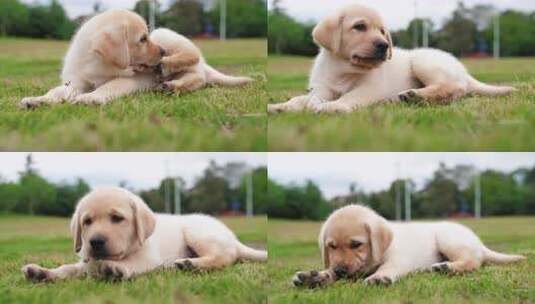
top-left (319, 205), bottom-right (392, 279)
top-left (92, 10), bottom-right (164, 69)
top-left (312, 4), bottom-right (393, 70)
top-left (70, 187), bottom-right (156, 261)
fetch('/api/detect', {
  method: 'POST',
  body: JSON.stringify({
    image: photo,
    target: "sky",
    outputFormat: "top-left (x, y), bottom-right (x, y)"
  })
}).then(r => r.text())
top-left (0, 153), bottom-right (266, 191)
top-left (270, 0), bottom-right (535, 30)
top-left (20, 0), bottom-right (216, 19)
top-left (268, 153), bottom-right (535, 199)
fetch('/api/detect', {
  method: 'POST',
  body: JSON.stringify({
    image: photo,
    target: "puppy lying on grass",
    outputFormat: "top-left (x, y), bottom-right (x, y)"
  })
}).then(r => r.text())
top-left (150, 28), bottom-right (254, 95)
top-left (22, 187), bottom-right (267, 282)
top-left (293, 204), bottom-right (525, 288)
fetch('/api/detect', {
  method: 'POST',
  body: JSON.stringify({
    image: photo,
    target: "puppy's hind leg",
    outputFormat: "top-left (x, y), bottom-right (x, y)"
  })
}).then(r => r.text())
top-left (431, 247), bottom-right (482, 274)
top-left (398, 83), bottom-right (466, 106)
top-left (159, 72), bottom-right (205, 95)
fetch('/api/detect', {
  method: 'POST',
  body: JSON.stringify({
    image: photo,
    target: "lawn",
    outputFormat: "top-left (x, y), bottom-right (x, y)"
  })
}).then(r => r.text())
top-left (267, 55), bottom-right (535, 151)
top-left (0, 214), bottom-right (268, 304)
top-left (268, 217), bottom-right (535, 304)
top-left (0, 38), bottom-right (267, 151)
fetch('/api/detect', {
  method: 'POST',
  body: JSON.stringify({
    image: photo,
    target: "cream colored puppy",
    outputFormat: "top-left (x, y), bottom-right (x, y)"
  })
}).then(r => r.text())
top-left (19, 9), bottom-right (164, 108)
top-left (22, 187), bottom-right (267, 282)
top-left (269, 4), bottom-right (515, 114)
top-left (150, 28), bottom-right (254, 94)
top-left (293, 205), bottom-right (525, 288)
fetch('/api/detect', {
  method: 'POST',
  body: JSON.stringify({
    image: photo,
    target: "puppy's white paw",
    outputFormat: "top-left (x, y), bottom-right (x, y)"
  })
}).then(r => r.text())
top-left (364, 273), bottom-right (394, 285)
top-left (175, 258), bottom-right (196, 271)
top-left (73, 94), bottom-right (108, 106)
top-left (312, 102), bottom-right (353, 114)
top-left (22, 264), bottom-right (55, 282)
top-left (267, 103), bottom-right (287, 114)
top-left (292, 270), bottom-right (333, 289)
top-left (398, 89), bottom-right (422, 103)
top-left (431, 262), bottom-right (451, 273)
top-left (96, 261), bottom-right (131, 281)
top-left (19, 97), bottom-right (42, 109)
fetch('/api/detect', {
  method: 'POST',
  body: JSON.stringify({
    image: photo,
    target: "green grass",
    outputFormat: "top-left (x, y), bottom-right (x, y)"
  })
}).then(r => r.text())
top-left (267, 55), bottom-right (535, 151)
top-left (268, 217), bottom-right (535, 304)
top-left (0, 214), bottom-right (267, 304)
top-left (0, 38), bottom-right (267, 151)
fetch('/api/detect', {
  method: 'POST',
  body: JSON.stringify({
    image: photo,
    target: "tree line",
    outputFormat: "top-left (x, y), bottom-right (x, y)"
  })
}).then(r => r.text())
top-left (0, 0), bottom-right (266, 40)
top-left (268, 163), bottom-right (535, 220)
top-left (0, 156), bottom-right (268, 217)
top-left (269, 1), bottom-right (535, 57)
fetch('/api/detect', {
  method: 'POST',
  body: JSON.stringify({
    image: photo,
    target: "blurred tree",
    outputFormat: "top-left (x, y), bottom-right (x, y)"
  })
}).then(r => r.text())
top-left (435, 2), bottom-right (477, 56)
top-left (133, 0), bottom-right (162, 26)
top-left (238, 167), bottom-right (268, 214)
top-left (161, 0), bottom-right (204, 36)
top-left (208, 0), bottom-right (266, 38)
top-left (0, 0), bottom-right (29, 37)
top-left (268, 8), bottom-right (316, 55)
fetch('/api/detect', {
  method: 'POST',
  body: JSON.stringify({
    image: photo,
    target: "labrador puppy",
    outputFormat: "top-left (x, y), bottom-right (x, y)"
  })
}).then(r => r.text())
top-left (269, 4), bottom-right (515, 114)
top-left (19, 9), bottom-right (164, 108)
top-left (149, 28), bottom-right (253, 95)
top-left (22, 187), bottom-right (267, 282)
top-left (293, 204), bottom-right (525, 288)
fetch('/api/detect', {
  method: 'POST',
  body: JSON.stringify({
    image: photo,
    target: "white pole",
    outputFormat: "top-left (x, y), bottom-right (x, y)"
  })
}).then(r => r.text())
top-left (246, 171), bottom-right (253, 217)
top-left (422, 20), bottom-right (429, 48)
top-left (164, 160), bottom-right (170, 213)
top-left (395, 162), bottom-right (401, 221)
top-left (220, 0), bottom-right (227, 40)
top-left (174, 178), bottom-right (181, 215)
top-left (475, 173), bottom-right (481, 219)
top-left (493, 13), bottom-right (500, 59)
top-left (149, 0), bottom-right (155, 31)
top-left (412, 0), bottom-right (418, 49)
top-left (404, 180), bottom-right (411, 221)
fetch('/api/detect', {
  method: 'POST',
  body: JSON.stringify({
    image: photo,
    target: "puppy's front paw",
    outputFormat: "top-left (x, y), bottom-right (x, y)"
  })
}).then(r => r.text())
top-left (175, 259), bottom-right (196, 271)
top-left (73, 94), bottom-right (107, 106)
top-left (292, 270), bottom-right (332, 289)
top-left (96, 261), bottom-right (130, 281)
top-left (19, 97), bottom-right (42, 109)
top-left (398, 89), bottom-right (422, 103)
top-left (267, 103), bottom-right (286, 114)
top-left (431, 262), bottom-right (451, 273)
top-left (364, 273), bottom-right (394, 286)
top-left (312, 102), bottom-right (352, 114)
top-left (22, 264), bottom-right (55, 282)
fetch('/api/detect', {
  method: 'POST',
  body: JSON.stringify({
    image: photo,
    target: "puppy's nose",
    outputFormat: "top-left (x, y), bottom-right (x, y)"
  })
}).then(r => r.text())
top-left (89, 236), bottom-right (106, 250)
top-left (333, 265), bottom-right (348, 278)
top-left (159, 47), bottom-right (166, 57)
top-left (374, 41), bottom-right (389, 57)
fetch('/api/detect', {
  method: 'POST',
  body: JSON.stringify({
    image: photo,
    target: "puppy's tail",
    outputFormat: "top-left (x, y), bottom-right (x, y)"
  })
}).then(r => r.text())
top-left (483, 247), bottom-right (525, 265)
top-left (237, 241), bottom-right (267, 262)
top-left (467, 76), bottom-right (516, 96)
top-left (205, 64), bottom-right (254, 87)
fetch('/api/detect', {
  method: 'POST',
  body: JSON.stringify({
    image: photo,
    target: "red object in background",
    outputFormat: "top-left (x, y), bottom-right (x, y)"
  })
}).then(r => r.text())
top-left (448, 211), bottom-right (474, 218)
top-left (220, 210), bottom-right (245, 216)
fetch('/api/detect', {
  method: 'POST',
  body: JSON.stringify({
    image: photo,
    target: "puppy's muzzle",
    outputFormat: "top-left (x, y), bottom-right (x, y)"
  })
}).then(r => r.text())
top-left (373, 41), bottom-right (389, 59)
top-left (333, 265), bottom-right (349, 279)
top-left (89, 236), bottom-right (108, 258)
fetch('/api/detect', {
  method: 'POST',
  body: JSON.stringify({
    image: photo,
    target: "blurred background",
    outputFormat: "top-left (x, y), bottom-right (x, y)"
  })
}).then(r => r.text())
top-left (268, 153), bottom-right (535, 220)
top-left (268, 0), bottom-right (535, 57)
top-left (0, 152), bottom-right (268, 218)
top-left (0, 0), bottom-right (266, 40)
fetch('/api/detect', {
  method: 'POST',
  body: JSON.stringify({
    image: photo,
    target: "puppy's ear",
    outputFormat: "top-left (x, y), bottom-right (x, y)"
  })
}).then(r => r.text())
top-left (385, 28), bottom-right (393, 60)
top-left (131, 195), bottom-right (156, 246)
top-left (92, 27), bottom-right (130, 69)
top-left (312, 11), bottom-right (345, 54)
top-left (318, 222), bottom-right (330, 268)
top-left (365, 217), bottom-right (393, 264)
top-left (70, 204), bottom-right (82, 253)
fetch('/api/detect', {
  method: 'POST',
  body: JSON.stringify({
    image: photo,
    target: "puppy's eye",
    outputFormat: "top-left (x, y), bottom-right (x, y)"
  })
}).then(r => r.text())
top-left (350, 240), bottom-right (362, 249)
top-left (111, 215), bottom-right (124, 223)
top-left (328, 243), bottom-right (337, 250)
top-left (83, 218), bottom-right (92, 226)
top-left (140, 35), bottom-right (147, 43)
top-left (380, 28), bottom-right (386, 35)
top-left (353, 23), bottom-right (367, 32)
